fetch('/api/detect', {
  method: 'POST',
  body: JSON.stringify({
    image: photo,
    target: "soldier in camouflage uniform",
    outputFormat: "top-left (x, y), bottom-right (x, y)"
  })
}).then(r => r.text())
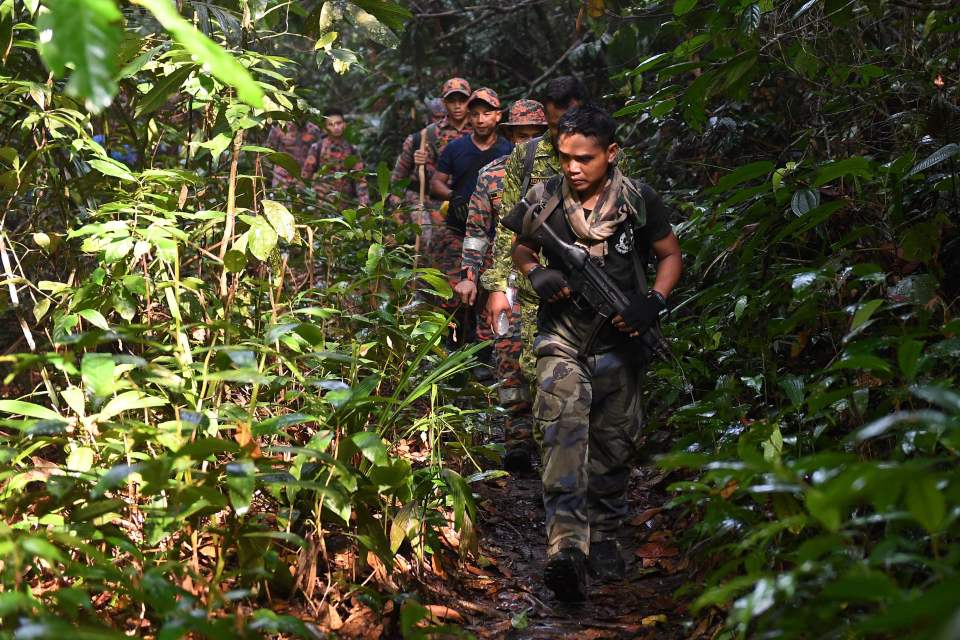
top-left (510, 105), bottom-right (682, 601)
top-left (480, 76), bottom-right (589, 470)
top-left (453, 99), bottom-right (548, 471)
top-left (302, 107), bottom-right (370, 207)
top-left (389, 98), bottom-right (446, 216)
top-left (264, 118), bottom-right (324, 188)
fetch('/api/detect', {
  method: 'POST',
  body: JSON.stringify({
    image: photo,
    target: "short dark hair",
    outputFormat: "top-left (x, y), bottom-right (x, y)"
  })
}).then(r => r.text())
top-left (541, 76), bottom-right (589, 109)
top-left (325, 107), bottom-right (345, 118)
top-left (556, 104), bottom-right (617, 148)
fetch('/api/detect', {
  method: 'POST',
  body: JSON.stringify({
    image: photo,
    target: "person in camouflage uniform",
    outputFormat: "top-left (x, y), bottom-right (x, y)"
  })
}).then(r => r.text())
top-left (389, 98), bottom-right (446, 214)
top-left (453, 99), bottom-right (548, 470)
top-left (264, 118), bottom-right (324, 188)
top-left (301, 107), bottom-right (370, 206)
top-left (510, 105), bottom-right (682, 601)
top-left (480, 76), bottom-right (589, 470)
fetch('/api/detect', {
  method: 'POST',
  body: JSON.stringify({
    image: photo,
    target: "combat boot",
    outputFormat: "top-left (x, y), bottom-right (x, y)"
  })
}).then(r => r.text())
top-left (501, 444), bottom-right (533, 473)
top-left (543, 547), bottom-right (588, 602)
top-left (588, 539), bottom-right (625, 581)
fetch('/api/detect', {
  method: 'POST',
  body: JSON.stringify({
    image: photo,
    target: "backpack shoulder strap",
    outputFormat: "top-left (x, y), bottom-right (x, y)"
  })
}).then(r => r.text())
top-left (522, 174), bottom-right (563, 238)
top-left (519, 136), bottom-right (541, 197)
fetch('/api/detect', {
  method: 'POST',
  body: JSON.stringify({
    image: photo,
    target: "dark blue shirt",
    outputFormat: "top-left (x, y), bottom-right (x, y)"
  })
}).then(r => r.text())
top-left (437, 135), bottom-right (514, 201)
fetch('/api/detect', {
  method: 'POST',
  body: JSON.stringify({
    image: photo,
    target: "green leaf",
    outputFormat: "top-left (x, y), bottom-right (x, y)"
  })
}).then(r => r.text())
top-left (223, 249), bottom-right (247, 273)
top-left (351, 431), bottom-right (389, 467)
top-left (261, 199), bottom-right (295, 242)
top-left (265, 151), bottom-right (301, 177)
top-left (905, 475), bottom-right (944, 533)
top-left (133, 0), bottom-right (264, 108)
top-left (98, 390), bottom-right (166, 421)
top-left (82, 352), bottom-right (117, 398)
top-left (791, 188), bottom-right (820, 215)
top-left (135, 63), bottom-right (196, 117)
top-left (246, 215), bottom-right (278, 261)
top-left (0, 399), bottom-right (62, 420)
top-left (898, 340), bottom-right (924, 382)
top-left (364, 242), bottom-right (384, 274)
top-left (226, 460), bottom-right (256, 516)
top-left (850, 299), bottom-right (882, 331)
top-left (349, 0), bottom-right (412, 32)
top-left (78, 308), bottom-right (110, 330)
top-left (631, 52), bottom-right (672, 75)
top-left (712, 161), bottom-right (774, 192)
top-left (66, 446), bottom-right (95, 472)
top-left (88, 158), bottom-right (136, 182)
top-left (674, 0), bottom-right (698, 16)
top-left (37, 0), bottom-right (122, 112)
top-left (813, 156), bottom-right (872, 186)
top-left (908, 143), bottom-right (958, 176)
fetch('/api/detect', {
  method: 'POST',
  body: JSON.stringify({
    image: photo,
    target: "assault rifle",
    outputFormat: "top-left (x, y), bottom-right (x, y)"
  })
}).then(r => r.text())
top-left (534, 219), bottom-right (671, 361)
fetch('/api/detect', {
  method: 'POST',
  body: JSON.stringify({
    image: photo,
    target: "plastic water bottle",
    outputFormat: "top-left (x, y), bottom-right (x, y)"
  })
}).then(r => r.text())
top-left (496, 272), bottom-right (517, 336)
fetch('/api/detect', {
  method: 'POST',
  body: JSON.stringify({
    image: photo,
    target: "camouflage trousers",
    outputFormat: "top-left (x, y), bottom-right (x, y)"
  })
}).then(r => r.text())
top-left (493, 301), bottom-right (530, 444)
top-left (533, 334), bottom-right (644, 556)
top-left (429, 226), bottom-right (463, 316)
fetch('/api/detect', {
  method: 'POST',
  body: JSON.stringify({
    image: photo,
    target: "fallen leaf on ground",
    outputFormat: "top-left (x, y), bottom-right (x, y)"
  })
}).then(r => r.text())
top-left (426, 604), bottom-right (465, 623)
top-left (635, 542), bottom-right (679, 558)
top-left (629, 507), bottom-right (662, 526)
top-left (641, 614), bottom-right (668, 626)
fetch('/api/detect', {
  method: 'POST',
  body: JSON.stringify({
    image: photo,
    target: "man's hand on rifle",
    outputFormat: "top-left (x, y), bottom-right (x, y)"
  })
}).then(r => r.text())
top-left (612, 291), bottom-right (666, 337)
top-left (454, 279), bottom-right (478, 306)
top-left (529, 266), bottom-right (571, 303)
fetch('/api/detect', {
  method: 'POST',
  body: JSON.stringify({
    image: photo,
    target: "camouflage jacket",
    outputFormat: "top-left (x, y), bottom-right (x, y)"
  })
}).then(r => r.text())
top-left (461, 155), bottom-right (508, 281)
top-left (480, 136), bottom-right (560, 296)
top-left (303, 136), bottom-right (369, 204)
top-left (265, 122), bottom-right (324, 187)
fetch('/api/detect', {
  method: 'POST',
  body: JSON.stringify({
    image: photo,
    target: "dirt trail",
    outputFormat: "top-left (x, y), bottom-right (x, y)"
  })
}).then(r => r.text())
top-left (421, 442), bottom-right (712, 639)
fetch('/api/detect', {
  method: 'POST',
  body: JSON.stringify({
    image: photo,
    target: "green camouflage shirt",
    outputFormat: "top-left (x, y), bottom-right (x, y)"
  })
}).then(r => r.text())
top-left (480, 136), bottom-right (560, 296)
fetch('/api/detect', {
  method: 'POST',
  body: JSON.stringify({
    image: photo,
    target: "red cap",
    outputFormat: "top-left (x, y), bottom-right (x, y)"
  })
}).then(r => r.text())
top-left (441, 77), bottom-right (471, 98)
top-left (467, 87), bottom-right (501, 109)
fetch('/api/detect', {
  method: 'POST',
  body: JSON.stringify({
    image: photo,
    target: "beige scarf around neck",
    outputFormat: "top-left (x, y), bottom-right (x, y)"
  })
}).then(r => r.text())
top-left (561, 167), bottom-right (627, 257)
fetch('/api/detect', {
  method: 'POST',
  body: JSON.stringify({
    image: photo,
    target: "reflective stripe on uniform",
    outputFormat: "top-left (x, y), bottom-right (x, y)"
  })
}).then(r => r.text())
top-left (463, 236), bottom-right (489, 253)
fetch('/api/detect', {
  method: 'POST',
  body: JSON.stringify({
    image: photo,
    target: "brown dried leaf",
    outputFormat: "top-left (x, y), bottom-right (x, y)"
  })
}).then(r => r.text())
top-left (426, 604), bottom-right (464, 623)
top-left (629, 507), bottom-right (662, 526)
top-left (635, 542), bottom-right (679, 558)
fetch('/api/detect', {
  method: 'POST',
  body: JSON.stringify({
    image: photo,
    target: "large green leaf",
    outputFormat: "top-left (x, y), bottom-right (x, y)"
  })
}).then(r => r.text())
top-left (134, 0), bottom-right (263, 108)
top-left (37, 0), bottom-right (122, 112)
top-left (348, 0), bottom-right (411, 32)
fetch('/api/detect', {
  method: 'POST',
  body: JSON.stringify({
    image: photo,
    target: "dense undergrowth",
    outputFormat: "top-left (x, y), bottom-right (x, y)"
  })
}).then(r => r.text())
top-left (1, 0), bottom-right (959, 638)
top-left (613, 0), bottom-right (960, 637)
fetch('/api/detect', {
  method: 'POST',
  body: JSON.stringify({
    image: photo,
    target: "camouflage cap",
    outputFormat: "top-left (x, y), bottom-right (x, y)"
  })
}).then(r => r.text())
top-left (500, 99), bottom-right (548, 128)
top-left (467, 87), bottom-right (501, 109)
top-left (441, 77), bottom-right (471, 98)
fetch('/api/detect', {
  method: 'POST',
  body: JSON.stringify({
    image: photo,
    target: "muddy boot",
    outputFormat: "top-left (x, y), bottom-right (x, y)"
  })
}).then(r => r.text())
top-left (588, 539), bottom-right (625, 581)
top-left (543, 547), bottom-right (588, 602)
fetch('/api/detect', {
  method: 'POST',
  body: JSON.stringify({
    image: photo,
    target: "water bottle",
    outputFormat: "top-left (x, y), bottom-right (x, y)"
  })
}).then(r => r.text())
top-left (496, 272), bottom-right (517, 336)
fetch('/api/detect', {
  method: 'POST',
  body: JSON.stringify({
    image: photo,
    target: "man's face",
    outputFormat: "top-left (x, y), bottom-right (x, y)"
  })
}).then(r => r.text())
top-left (444, 94), bottom-right (469, 122)
top-left (507, 125), bottom-right (547, 145)
top-left (557, 132), bottom-right (617, 195)
top-left (325, 115), bottom-right (346, 138)
top-left (545, 100), bottom-right (581, 145)
top-left (469, 102), bottom-right (501, 137)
